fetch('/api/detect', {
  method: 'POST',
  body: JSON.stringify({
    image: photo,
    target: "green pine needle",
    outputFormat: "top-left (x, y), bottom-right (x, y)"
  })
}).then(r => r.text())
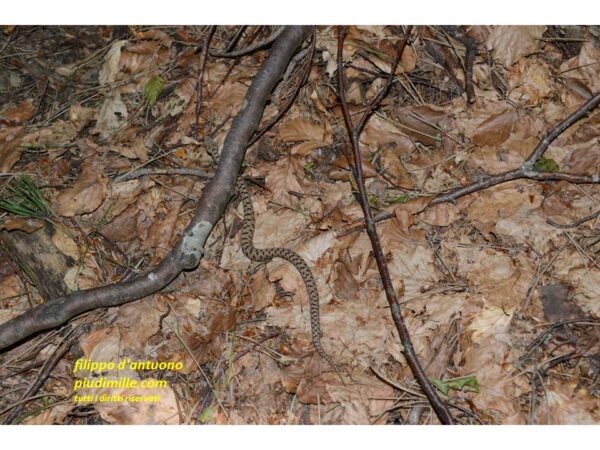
top-left (0, 175), bottom-right (50, 219)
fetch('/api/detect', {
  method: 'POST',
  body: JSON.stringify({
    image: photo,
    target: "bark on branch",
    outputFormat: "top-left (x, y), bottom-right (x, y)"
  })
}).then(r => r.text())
top-left (0, 26), bottom-right (311, 351)
top-left (337, 26), bottom-right (455, 425)
top-left (341, 91), bottom-right (600, 235)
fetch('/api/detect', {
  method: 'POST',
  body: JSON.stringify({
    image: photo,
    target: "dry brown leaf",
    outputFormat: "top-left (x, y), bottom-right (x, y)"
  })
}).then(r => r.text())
top-left (401, 44), bottom-right (417, 73)
top-left (378, 146), bottom-right (415, 189)
top-left (54, 157), bottom-right (108, 217)
top-left (139, 197), bottom-right (183, 264)
top-left (561, 141), bottom-right (600, 175)
top-left (69, 103), bottom-right (97, 132)
top-left (248, 268), bottom-right (277, 311)
top-left (330, 153), bottom-right (378, 181)
top-left (487, 26), bottom-right (546, 67)
top-left (131, 28), bottom-right (173, 46)
top-left (21, 120), bottom-right (77, 152)
top-left (63, 256), bottom-right (102, 291)
top-left (280, 117), bottom-right (328, 143)
top-left (0, 274), bottom-right (22, 300)
top-left (472, 109), bottom-right (516, 146)
top-left (0, 99), bottom-right (34, 125)
top-left (212, 81), bottom-right (248, 119)
top-left (93, 385), bottom-right (180, 425)
top-left (116, 298), bottom-right (164, 352)
top-left (535, 382), bottom-right (599, 424)
top-left (265, 155), bottom-right (304, 203)
top-left (22, 402), bottom-right (74, 425)
top-left (100, 204), bottom-right (139, 242)
top-left (420, 202), bottom-right (460, 227)
top-left (460, 333), bottom-right (526, 424)
top-left (99, 40), bottom-right (126, 85)
top-left (0, 217), bottom-right (44, 233)
top-left (51, 228), bottom-right (79, 259)
top-left (0, 126), bottom-right (25, 172)
top-left (360, 114), bottom-right (408, 149)
top-left (392, 105), bottom-right (447, 147)
top-left (560, 41), bottom-right (600, 93)
top-left (464, 182), bottom-right (541, 230)
top-left (120, 46), bottom-right (170, 80)
top-left (109, 136), bottom-right (148, 161)
top-left (507, 57), bottom-right (555, 105)
top-left (79, 327), bottom-right (121, 363)
top-left (93, 94), bottom-right (129, 140)
top-left (322, 374), bottom-right (396, 424)
top-left (332, 261), bottom-right (360, 302)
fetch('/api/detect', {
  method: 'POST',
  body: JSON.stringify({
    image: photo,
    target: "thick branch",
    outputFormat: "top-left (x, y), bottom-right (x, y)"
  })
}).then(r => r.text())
top-left (0, 26), bottom-right (311, 351)
top-left (337, 26), bottom-right (454, 425)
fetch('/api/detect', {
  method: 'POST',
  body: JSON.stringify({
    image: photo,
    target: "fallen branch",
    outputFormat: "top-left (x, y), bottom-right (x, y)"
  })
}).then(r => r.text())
top-left (433, 91), bottom-right (600, 204)
top-left (0, 26), bottom-right (311, 351)
top-left (340, 91), bottom-right (600, 235)
top-left (337, 26), bottom-right (455, 425)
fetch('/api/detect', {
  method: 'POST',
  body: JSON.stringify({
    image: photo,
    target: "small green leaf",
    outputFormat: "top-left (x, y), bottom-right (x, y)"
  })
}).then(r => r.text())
top-left (198, 406), bottom-right (215, 423)
top-left (533, 157), bottom-right (559, 173)
top-left (429, 376), bottom-right (479, 396)
top-left (386, 194), bottom-right (410, 204)
top-left (143, 76), bottom-right (165, 107)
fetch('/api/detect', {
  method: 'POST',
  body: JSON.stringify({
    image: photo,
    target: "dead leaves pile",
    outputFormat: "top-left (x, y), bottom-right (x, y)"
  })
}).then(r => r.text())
top-left (0, 26), bottom-right (599, 424)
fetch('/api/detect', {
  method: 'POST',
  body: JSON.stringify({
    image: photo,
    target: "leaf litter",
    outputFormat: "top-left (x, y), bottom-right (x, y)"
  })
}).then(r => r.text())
top-left (0, 25), bottom-right (598, 424)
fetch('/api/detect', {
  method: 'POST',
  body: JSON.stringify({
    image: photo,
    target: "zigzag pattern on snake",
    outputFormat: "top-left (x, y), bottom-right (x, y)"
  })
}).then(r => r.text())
top-left (237, 180), bottom-right (343, 382)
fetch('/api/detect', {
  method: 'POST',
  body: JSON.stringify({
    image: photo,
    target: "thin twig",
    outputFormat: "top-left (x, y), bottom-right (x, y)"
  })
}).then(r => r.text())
top-left (463, 34), bottom-right (477, 105)
top-left (210, 26), bottom-right (284, 58)
top-left (194, 26), bottom-right (216, 141)
top-left (547, 208), bottom-right (600, 229)
top-left (339, 91), bottom-right (600, 236)
top-left (248, 28), bottom-right (316, 147)
top-left (337, 26), bottom-right (454, 425)
top-left (2, 324), bottom-right (88, 424)
top-left (224, 26), bottom-right (248, 53)
top-left (355, 26), bottom-right (413, 136)
top-left (164, 319), bottom-right (229, 419)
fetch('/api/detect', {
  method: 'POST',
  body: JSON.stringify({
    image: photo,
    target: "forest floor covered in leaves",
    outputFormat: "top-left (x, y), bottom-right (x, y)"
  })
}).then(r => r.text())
top-left (0, 25), bottom-right (598, 424)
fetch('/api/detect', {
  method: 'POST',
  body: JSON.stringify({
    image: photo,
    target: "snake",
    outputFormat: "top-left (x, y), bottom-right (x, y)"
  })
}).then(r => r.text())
top-left (237, 180), bottom-right (344, 383)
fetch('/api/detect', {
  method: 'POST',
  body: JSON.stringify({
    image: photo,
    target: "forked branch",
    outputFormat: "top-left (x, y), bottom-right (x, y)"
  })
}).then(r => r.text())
top-left (337, 26), bottom-right (455, 425)
top-left (0, 26), bottom-right (312, 351)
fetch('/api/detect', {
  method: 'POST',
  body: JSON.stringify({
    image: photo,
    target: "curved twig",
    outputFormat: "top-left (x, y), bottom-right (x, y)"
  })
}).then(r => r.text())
top-left (0, 26), bottom-right (312, 352)
top-left (547, 209), bottom-right (600, 229)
